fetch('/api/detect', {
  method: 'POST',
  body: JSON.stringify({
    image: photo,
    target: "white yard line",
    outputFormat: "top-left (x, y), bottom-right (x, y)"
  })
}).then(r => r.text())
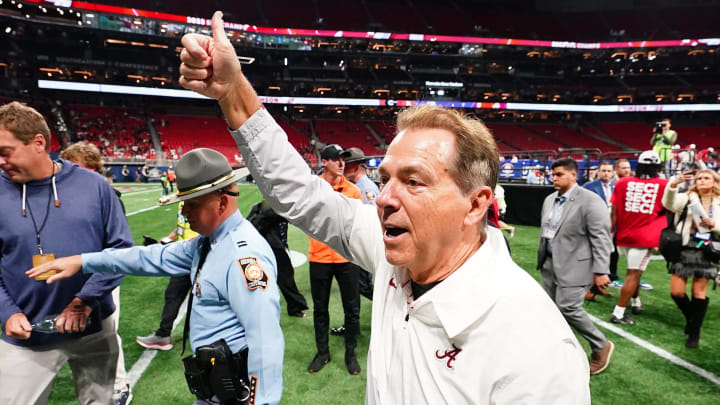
top-left (126, 205), bottom-right (164, 217)
top-left (127, 296), bottom-right (188, 388)
top-left (122, 188), bottom-right (161, 197)
top-left (590, 314), bottom-right (720, 386)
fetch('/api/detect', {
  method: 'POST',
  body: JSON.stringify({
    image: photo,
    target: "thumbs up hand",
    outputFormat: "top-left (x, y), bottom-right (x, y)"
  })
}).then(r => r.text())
top-left (179, 11), bottom-right (241, 101)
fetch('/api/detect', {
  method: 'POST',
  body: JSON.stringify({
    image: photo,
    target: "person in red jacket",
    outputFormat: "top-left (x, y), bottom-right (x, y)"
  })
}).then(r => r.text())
top-left (609, 151), bottom-right (669, 325)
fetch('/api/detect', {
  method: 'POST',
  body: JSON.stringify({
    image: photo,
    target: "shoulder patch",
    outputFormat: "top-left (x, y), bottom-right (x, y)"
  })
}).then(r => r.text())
top-left (238, 257), bottom-right (268, 291)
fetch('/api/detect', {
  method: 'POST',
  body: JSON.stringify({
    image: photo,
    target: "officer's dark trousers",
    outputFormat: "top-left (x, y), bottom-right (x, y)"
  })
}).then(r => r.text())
top-left (309, 262), bottom-right (360, 355)
top-left (273, 246), bottom-right (308, 315)
top-left (157, 275), bottom-right (192, 337)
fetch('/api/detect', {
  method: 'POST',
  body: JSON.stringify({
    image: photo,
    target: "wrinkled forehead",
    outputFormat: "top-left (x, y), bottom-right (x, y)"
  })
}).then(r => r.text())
top-left (381, 128), bottom-right (455, 169)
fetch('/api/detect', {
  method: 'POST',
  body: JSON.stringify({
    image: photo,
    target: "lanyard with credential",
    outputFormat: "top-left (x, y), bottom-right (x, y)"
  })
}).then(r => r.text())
top-left (25, 165), bottom-right (59, 280)
top-left (25, 180), bottom-right (53, 255)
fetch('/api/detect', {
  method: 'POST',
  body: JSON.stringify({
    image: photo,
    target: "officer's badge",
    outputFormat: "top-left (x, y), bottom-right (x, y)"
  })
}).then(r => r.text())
top-left (238, 257), bottom-right (268, 291)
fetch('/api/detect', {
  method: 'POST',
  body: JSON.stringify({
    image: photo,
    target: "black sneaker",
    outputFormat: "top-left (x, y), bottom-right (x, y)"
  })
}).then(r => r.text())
top-left (308, 352), bottom-right (330, 373)
top-left (330, 325), bottom-right (346, 336)
top-left (630, 304), bottom-right (644, 315)
top-left (345, 353), bottom-right (361, 375)
top-left (609, 314), bottom-right (635, 325)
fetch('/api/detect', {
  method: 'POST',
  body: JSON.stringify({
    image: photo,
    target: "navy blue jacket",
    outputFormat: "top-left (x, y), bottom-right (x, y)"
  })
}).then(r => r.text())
top-left (0, 159), bottom-right (132, 346)
top-left (583, 179), bottom-right (614, 205)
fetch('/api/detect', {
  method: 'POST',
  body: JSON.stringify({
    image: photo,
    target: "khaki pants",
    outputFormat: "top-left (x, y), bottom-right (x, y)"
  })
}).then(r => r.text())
top-left (111, 287), bottom-right (127, 389)
top-left (0, 315), bottom-right (118, 405)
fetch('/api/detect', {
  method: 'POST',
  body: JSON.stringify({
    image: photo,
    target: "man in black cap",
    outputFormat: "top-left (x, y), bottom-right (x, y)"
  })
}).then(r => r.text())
top-left (28, 148), bottom-right (285, 405)
top-left (305, 144), bottom-right (364, 375)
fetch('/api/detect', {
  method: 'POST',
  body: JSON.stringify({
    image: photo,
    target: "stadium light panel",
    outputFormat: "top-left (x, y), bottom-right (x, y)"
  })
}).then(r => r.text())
top-left (36, 80), bottom-right (720, 113)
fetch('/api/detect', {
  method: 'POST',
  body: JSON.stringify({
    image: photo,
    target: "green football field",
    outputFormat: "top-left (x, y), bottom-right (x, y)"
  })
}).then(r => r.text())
top-left (41, 182), bottom-right (720, 404)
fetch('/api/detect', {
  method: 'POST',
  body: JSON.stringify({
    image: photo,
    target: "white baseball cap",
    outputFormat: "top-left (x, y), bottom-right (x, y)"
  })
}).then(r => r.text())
top-left (638, 150), bottom-right (661, 165)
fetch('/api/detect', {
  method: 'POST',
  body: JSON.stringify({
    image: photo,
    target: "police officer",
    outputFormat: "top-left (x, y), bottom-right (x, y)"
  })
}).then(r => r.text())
top-left (27, 148), bottom-right (284, 405)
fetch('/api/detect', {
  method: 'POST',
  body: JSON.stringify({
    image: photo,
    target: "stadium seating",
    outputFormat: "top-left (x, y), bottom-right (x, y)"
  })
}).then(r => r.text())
top-left (525, 124), bottom-right (619, 151)
top-left (595, 122), bottom-right (654, 151)
top-left (276, 119), bottom-right (316, 166)
top-left (368, 121), bottom-right (396, 145)
top-left (314, 120), bottom-right (384, 155)
top-left (153, 114), bottom-right (320, 166)
top-left (486, 123), bottom-right (566, 152)
top-left (67, 105), bottom-right (154, 159)
top-left (668, 125), bottom-right (720, 150)
top-left (153, 115), bottom-right (240, 164)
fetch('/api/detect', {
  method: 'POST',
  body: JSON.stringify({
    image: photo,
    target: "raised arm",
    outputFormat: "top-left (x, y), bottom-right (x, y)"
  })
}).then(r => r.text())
top-left (179, 11), bottom-right (260, 130)
top-left (178, 12), bottom-right (376, 265)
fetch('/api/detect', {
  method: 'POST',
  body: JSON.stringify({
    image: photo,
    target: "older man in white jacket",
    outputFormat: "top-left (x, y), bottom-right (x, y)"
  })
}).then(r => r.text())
top-left (177, 12), bottom-right (591, 404)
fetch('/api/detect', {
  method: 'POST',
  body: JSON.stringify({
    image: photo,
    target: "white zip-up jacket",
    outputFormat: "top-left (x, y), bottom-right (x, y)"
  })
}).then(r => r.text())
top-left (232, 108), bottom-right (591, 404)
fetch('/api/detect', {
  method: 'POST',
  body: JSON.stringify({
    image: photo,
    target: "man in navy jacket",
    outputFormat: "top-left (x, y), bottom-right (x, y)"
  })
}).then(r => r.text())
top-left (583, 161), bottom-right (615, 206)
top-left (0, 101), bottom-right (132, 404)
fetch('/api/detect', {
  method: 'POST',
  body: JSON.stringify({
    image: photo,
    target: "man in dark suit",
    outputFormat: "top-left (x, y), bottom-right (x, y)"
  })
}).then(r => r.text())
top-left (583, 161), bottom-right (615, 206)
top-left (537, 158), bottom-right (614, 375)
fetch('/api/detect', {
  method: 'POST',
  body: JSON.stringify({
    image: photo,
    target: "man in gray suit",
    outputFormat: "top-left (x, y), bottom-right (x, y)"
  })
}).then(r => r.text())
top-left (537, 158), bottom-right (614, 375)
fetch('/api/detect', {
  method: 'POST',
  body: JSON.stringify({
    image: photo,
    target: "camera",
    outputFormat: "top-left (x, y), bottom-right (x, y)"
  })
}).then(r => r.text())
top-left (682, 162), bottom-right (699, 174)
top-left (654, 121), bottom-right (666, 133)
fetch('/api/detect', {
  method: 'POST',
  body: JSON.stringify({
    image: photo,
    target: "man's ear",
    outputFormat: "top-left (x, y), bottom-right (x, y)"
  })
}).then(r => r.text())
top-left (32, 134), bottom-right (47, 153)
top-left (465, 186), bottom-right (493, 227)
top-left (218, 193), bottom-right (229, 213)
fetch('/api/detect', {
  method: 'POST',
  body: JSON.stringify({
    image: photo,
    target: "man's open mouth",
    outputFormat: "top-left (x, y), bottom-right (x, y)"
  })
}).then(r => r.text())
top-left (384, 226), bottom-right (408, 238)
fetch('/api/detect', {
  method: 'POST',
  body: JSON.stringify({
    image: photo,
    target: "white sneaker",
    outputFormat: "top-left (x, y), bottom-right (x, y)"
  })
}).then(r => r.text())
top-left (136, 332), bottom-right (174, 350)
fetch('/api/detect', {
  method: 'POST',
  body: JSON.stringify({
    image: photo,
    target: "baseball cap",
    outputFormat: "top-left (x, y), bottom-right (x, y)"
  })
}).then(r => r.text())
top-left (320, 144), bottom-right (351, 160)
top-left (343, 147), bottom-right (368, 164)
top-left (637, 150), bottom-right (661, 165)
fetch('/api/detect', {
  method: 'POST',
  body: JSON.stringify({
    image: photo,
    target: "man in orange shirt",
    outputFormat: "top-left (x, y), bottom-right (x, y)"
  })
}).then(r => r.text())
top-left (167, 168), bottom-right (176, 192)
top-left (307, 144), bottom-right (364, 376)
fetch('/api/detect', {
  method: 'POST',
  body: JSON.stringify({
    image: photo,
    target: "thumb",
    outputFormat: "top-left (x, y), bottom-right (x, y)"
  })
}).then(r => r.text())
top-left (211, 11), bottom-right (231, 47)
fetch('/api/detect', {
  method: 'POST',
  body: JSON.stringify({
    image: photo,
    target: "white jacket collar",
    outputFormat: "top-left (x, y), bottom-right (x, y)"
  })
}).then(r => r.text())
top-left (407, 227), bottom-right (510, 339)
